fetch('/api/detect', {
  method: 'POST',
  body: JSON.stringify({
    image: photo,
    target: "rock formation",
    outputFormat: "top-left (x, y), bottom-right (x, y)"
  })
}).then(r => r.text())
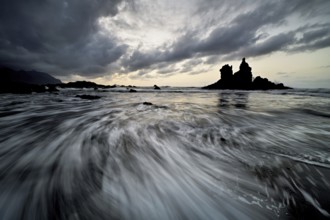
top-left (203, 58), bottom-right (291, 90)
top-left (59, 81), bottom-right (116, 89)
top-left (220, 65), bottom-right (233, 82)
top-left (233, 58), bottom-right (253, 89)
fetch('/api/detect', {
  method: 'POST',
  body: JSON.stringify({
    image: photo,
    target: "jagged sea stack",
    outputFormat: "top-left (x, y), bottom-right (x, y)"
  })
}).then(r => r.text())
top-left (220, 64), bottom-right (233, 82)
top-left (202, 58), bottom-right (291, 90)
top-left (233, 58), bottom-right (253, 89)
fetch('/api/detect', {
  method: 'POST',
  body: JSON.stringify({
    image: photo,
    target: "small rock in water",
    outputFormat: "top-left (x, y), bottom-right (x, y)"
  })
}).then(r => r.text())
top-left (76, 95), bottom-right (101, 100)
top-left (129, 89), bottom-right (137, 93)
top-left (154, 85), bottom-right (161, 90)
top-left (220, 137), bottom-right (226, 142)
top-left (143, 102), bottom-right (153, 106)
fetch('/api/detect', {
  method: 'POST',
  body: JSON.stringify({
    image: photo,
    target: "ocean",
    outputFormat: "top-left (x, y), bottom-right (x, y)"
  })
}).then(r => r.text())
top-left (0, 87), bottom-right (330, 219)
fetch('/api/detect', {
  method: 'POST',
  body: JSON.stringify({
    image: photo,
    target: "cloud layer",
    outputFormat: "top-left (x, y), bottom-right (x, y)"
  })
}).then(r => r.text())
top-left (1, 0), bottom-right (330, 78)
top-left (121, 0), bottom-right (330, 74)
top-left (0, 0), bottom-right (126, 76)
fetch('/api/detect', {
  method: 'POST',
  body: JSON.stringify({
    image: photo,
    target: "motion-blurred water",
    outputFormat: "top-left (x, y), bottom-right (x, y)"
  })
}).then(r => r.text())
top-left (0, 88), bottom-right (330, 220)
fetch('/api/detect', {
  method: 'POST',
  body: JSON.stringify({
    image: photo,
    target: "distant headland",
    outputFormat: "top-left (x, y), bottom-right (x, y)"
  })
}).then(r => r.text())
top-left (203, 58), bottom-right (291, 90)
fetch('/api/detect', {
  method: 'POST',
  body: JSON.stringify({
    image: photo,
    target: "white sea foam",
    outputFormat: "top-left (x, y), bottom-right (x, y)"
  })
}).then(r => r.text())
top-left (0, 88), bottom-right (329, 219)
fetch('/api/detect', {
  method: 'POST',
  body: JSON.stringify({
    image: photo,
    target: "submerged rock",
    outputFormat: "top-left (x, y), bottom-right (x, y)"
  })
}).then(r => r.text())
top-left (129, 89), bottom-right (137, 93)
top-left (76, 95), bottom-right (101, 100)
top-left (143, 102), bottom-right (153, 105)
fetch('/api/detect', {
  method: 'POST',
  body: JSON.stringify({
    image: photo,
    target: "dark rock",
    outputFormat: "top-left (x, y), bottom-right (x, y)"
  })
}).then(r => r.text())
top-left (220, 137), bottom-right (226, 142)
top-left (233, 57), bottom-right (253, 89)
top-left (76, 95), bottom-right (101, 100)
top-left (59, 81), bottom-right (115, 89)
top-left (60, 81), bottom-right (97, 88)
top-left (252, 76), bottom-right (289, 90)
top-left (154, 85), bottom-right (161, 90)
top-left (203, 58), bottom-right (291, 90)
top-left (143, 102), bottom-right (153, 105)
top-left (220, 65), bottom-right (233, 83)
top-left (202, 80), bottom-right (222, 90)
top-left (129, 89), bottom-right (137, 93)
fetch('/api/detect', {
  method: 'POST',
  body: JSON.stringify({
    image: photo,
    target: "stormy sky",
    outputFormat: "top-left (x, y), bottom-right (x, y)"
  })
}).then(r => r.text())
top-left (1, 0), bottom-right (330, 87)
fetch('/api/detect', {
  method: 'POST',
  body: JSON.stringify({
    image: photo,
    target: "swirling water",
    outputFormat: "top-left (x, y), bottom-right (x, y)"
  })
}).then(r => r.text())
top-left (0, 88), bottom-right (330, 220)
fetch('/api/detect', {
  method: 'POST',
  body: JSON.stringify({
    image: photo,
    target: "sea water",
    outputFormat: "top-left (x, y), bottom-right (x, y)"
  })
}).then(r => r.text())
top-left (0, 88), bottom-right (330, 219)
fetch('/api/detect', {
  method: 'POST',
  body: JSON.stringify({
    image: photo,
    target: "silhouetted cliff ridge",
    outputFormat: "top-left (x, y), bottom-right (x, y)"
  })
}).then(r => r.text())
top-left (202, 58), bottom-right (291, 90)
top-left (0, 67), bottom-right (62, 93)
top-left (0, 67), bottom-right (61, 85)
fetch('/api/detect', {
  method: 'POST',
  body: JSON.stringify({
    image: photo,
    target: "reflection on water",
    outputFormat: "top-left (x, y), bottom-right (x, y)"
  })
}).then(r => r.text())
top-left (0, 89), bottom-right (330, 219)
top-left (218, 92), bottom-right (249, 109)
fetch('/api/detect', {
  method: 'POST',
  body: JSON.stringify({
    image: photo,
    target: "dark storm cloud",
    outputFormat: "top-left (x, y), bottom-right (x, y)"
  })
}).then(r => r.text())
top-left (180, 59), bottom-right (204, 73)
top-left (290, 24), bottom-right (330, 52)
top-left (223, 32), bottom-right (296, 60)
top-left (0, 0), bottom-right (126, 76)
top-left (122, 0), bottom-right (330, 73)
top-left (157, 66), bottom-right (180, 75)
